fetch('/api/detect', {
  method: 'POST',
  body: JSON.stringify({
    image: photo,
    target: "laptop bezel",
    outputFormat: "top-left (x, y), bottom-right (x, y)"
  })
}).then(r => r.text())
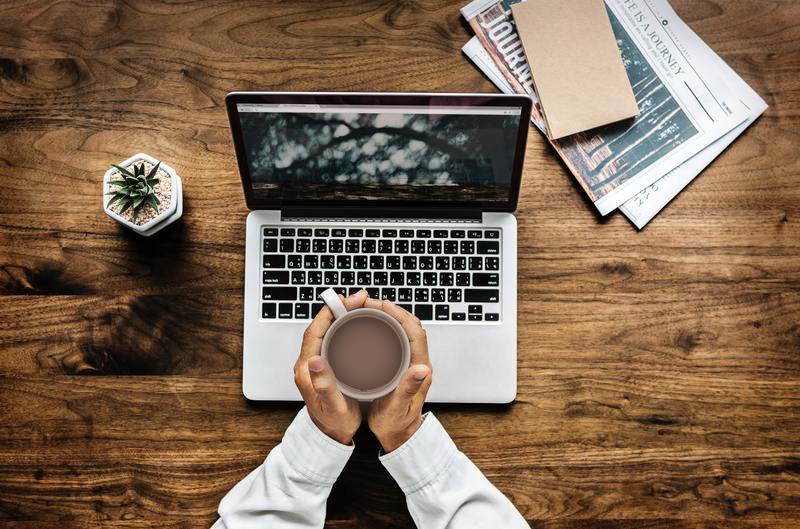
top-left (225, 92), bottom-right (532, 213)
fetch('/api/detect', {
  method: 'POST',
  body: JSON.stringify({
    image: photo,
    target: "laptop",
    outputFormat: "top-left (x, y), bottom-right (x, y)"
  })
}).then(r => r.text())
top-left (226, 92), bottom-right (532, 403)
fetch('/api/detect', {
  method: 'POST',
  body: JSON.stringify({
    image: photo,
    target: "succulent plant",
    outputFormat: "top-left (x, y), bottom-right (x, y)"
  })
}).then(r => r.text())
top-left (106, 161), bottom-right (161, 220)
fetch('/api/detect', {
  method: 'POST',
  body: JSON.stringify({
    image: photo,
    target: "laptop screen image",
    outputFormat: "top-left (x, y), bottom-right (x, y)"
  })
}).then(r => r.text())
top-left (227, 93), bottom-right (531, 211)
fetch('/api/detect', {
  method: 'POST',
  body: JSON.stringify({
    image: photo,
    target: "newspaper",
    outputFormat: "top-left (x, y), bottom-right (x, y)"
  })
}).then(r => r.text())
top-left (461, 0), bottom-right (749, 216)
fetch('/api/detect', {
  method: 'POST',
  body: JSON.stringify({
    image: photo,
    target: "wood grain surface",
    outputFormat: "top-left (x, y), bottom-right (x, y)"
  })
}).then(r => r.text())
top-left (1, 0), bottom-right (799, 527)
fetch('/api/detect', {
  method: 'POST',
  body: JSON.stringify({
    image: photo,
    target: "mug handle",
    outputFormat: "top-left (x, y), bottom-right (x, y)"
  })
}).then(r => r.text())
top-left (319, 288), bottom-right (348, 319)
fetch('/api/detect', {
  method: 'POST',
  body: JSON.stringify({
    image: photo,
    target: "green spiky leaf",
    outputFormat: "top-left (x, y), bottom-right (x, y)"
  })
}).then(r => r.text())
top-left (108, 159), bottom-right (166, 222)
top-left (112, 164), bottom-right (134, 178)
top-left (146, 161), bottom-right (161, 181)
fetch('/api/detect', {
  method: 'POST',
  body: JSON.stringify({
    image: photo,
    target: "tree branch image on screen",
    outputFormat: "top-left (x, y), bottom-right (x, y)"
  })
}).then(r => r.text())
top-left (237, 105), bottom-right (521, 202)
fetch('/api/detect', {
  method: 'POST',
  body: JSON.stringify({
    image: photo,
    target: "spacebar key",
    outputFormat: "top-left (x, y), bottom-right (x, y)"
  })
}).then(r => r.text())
top-left (464, 289), bottom-right (500, 303)
top-left (263, 287), bottom-right (297, 300)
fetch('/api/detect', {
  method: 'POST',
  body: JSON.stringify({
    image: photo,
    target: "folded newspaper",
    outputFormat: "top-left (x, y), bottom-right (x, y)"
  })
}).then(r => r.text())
top-left (461, 0), bottom-right (766, 226)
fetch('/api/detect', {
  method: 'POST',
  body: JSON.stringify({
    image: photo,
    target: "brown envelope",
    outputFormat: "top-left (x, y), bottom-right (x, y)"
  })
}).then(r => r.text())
top-left (511, 0), bottom-right (639, 139)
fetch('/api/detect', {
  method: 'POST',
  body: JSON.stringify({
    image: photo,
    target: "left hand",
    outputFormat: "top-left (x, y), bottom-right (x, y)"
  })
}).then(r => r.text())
top-left (293, 290), bottom-right (369, 444)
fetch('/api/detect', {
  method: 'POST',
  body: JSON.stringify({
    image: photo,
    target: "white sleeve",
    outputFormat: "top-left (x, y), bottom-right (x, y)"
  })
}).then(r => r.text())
top-left (211, 406), bottom-right (354, 529)
top-left (379, 413), bottom-right (529, 529)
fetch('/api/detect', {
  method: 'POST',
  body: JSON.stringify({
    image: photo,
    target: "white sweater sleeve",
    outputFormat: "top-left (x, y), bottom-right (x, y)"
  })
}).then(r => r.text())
top-left (379, 413), bottom-right (529, 529)
top-left (211, 406), bottom-right (353, 529)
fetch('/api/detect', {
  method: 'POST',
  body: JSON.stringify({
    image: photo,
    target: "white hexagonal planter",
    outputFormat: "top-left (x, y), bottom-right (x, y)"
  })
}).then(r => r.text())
top-left (103, 153), bottom-right (183, 237)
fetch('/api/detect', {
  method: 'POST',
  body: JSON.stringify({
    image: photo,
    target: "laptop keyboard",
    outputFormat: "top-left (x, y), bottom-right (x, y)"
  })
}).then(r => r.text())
top-left (260, 226), bottom-right (501, 322)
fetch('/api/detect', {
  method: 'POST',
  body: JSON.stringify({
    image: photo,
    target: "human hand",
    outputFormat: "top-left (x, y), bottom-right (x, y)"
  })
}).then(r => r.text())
top-left (294, 290), bottom-right (369, 444)
top-left (364, 299), bottom-right (433, 452)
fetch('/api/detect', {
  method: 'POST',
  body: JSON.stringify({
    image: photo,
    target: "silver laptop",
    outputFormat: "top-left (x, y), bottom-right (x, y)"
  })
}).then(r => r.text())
top-left (226, 92), bottom-right (532, 403)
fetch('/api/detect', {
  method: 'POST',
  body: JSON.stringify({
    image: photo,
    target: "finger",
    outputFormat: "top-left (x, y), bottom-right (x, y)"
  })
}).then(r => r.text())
top-left (342, 290), bottom-right (368, 310)
top-left (387, 364), bottom-right (431, 408)
top-left (381, 300), bottom-right (430, 365)
top-left (364, 297), bottom-right (383, 309)
top-left (308, 356), bottom-right (347, 411)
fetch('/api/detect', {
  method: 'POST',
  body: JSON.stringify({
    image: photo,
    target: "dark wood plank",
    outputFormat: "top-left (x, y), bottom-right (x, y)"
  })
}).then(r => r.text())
top-left (1, 0), bottom-right (799, 528)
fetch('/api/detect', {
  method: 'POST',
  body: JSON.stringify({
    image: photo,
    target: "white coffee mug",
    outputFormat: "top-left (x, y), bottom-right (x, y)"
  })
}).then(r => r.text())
top-left (319, 288), bottom-right (411, 400)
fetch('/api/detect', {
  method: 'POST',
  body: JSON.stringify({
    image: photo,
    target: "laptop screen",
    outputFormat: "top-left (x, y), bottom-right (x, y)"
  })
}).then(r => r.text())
top-left (227, 93), bottom-right (531, 211)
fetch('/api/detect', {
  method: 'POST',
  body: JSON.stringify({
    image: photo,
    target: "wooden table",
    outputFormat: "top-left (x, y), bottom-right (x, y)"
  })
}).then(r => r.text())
top-left (1, 1), bottom-right (798, 527)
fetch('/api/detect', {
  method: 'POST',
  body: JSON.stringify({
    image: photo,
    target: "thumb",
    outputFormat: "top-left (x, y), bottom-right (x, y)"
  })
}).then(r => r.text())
top-left (390, 364), bottom-right (430, 405)
top-left (308, 356), bottom-right (347, 411)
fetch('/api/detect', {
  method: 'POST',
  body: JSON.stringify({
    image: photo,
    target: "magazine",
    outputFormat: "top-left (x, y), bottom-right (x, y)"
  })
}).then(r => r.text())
top-left (461, 0), bottom-right (749, 216)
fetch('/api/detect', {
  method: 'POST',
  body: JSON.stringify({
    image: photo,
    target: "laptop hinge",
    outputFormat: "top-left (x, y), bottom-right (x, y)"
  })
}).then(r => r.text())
top-left (281, 206), bottom-right (482, 222)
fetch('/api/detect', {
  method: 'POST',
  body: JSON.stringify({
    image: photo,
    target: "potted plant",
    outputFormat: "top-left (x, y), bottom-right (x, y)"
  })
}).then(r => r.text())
top-left (103, 153), bottom-right (183, 236)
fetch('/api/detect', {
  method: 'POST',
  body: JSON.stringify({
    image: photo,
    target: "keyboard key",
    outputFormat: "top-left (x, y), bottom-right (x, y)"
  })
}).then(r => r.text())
top-left (411, 240), bottom-right (425, 254)
top-left (468, 304), bottom-right (482, 314)
top-left (262, 303), bottom-right (276, 318)
top-left (399, 229), bottom-right (414, 238)
top-left (304, 255), bottom-right (318, 269)
top-left (414, 289), bottom-right (429, 302)
top-left (435, 256), bottom-right (450, 270)
top-left (416, 229), bottom-right (431, 238)
top-left (434, 229), bottom-right (448, 238)
top-left (465, 289), bottom-right (500, 303)
top-left (263, 255), bottom-right (286, 268)
top-left (394, 240), bottom-right (409, 254)
top-left (263, 239), bottom-right (278, 252)
top-left (288, 255), bottom-right (302, 269)
top-left (263, 271), bottom-right (290, 284)
top-left (398, 303), bottom-right (413, 313)
top-left (278, 303), bottom-right (293, 318)
top-left (440, 272), bottom-right (454, 286)
top-left (431, 288), bottom-right (445, 302)
top-left (387, 256), bottom-right (401, 269)
top-left (329, 239), bottom-right (343, 253)
top-left (450, 230), bottom-right (465, 238)
top-left (295, 303), bottom-right (310, 319)
top-left (468, 230), bottom-right (482, 238)
top-left (362, 240), bottom-right (376, 253)
top-left (379, 240), bottom-right (392, 253)
top-left (321, 255), bottom-right (335, 269)
top-left (312, 239), bottom-right (327, 253)
top-left (315, 287), bottom-right (327, 299)
top-left (477, 241), bottom-right (500, 255)
top-left (296, 239), bottom-right (311, 252)
top-left (448, 289), bottom-right (462, 302)
top-left (485, 230), bottom-right (500, 239)
top-left (280, 228), bottom-right (295, 236)
top-left (264, 228), bottom-right (278, 237)
top-left (469, 257), bottom-right (483, 270)
top-left (414, 304), bottom-right (433, 320)
top-left (390, 272), bottom-right (404, 286)
top-left (332, 229), bottom-right (347, 237)
top-left (444, 241), bottom-right (459, 254)
top-left (341, 271), bottom-right (355, 285)
top-left (354, 256), bottom-right (368, 269)
top-left (348, 228), bottom-right (363, 237)
top-left (374, 272), bottom-right (388, 286)
top-left (366, 229), bottom-right (380, 238)
top-left (308, 271), bottom-right (322, 285)
top-left (435, 304), bottom-right (449, 321)
top-left (468, 314), bottom-right (482, 321)
top-left (423, 272), bottom-right (437, 286)
top-left (398, 288), bottom-right (413, 302)
top-left (280, 239), bottom-right (294, 252)
top-left (452, 312), bottom-right (466, 321)
top-left (324, 271), bottom-right (338, 285)
top-left (357, 272), bottom-right (371, 285)
top-left (485, 313), bottom-right (499, 321)
top-left (298, 228), bottom-right (312, 237)
top-left (452, 257), bottom-right (466, 270)
top-left (382, 229), bottom-right (397, 237)
top-left (311, 303), bottom-right (324, 317)
top-left (427, 240), bottom-right (442, 254)
top-left (334, 287), bottom-right (347, 297)
top-left (348, 287), bottom-right (361, 296)
top-left (291, 271), bottom-right (305, 285)
top-left (299, 287), bottom-right (314, 301)
top-left (346, 239), bottom-right (359, 253)
top-left (314, 228), bottom-right (329, 237)
top-left (486, 257), bottom-right (500, 271)
top-left (366, 287), bottom-right (380, 299)
top-left (369, 256), bottom-right (384, 269)
top-left (403, 256), bottom-right (417, 269)
top-left (381, 288), bottom-right (396, 301)
top-left (473, 273), bottom-right (499, 287)
top-left (337, 256), bottom-right (351, 269)
top-left (456, 273), bottom-right (470, 286)
top-left (419, 256), bottom-right (433, 270)
top-left (460, 241), bottom-right (475, 254)
top-left (407, 272), bottom-right (421, 286)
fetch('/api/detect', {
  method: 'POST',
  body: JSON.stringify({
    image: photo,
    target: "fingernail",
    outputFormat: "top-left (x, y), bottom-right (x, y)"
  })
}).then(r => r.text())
top-left (413, 370), bottom-right (428, 381)
top-left (308, 357), bottom-right (325, 372)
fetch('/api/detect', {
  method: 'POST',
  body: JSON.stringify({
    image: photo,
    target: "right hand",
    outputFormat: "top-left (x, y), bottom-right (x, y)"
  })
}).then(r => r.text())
top-left (364, 299), bottom-right (433, 452)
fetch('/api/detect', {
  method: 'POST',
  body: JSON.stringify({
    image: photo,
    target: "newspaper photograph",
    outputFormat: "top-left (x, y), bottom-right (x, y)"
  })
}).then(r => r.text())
top-left (461, 0), bottom-right (748, 216)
